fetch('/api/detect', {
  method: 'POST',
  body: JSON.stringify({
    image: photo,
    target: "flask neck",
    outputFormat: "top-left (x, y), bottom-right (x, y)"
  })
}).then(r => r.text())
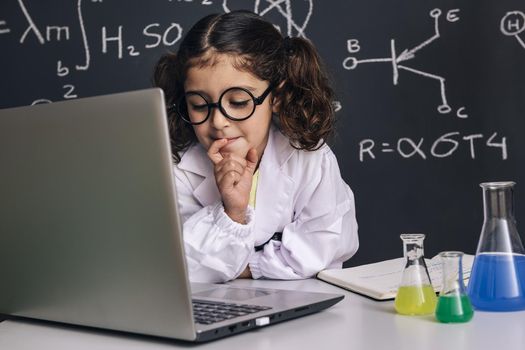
top-left (403, 242), bottom-right (425, 261)
top-left (400, 234), bottom-right (426, 264)
top-left (477, 182), bottom-right (524, 255)
top-left (440, 252), bottom-right (466, 295)
top-left (482, 187), bottom-right (515, 219)
top-left (399, 234), bottom-right (432, 287)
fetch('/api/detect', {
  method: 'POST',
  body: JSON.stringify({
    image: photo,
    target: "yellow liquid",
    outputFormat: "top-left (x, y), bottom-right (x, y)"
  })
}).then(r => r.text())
top-left (394, 285), bottom-right (437, 315)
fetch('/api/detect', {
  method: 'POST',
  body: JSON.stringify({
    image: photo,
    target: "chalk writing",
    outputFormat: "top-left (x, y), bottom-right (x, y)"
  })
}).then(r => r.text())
top-left (223, 0), bottom-right (313, 38)
top-left (0, 20), bottom-right (10, 34)
top-left (332, 101), bottom-right (342, 113)
top-left (501, 11), bottom-right (525, 49)
top-left (4, 0), bottom-right (186, 104)
top-left (343, 8), bottom-right (466, 117)
top-left (76, 0), bottom-right (90, 70)
top-left (0, 2), bottom-right (518, 167)
top-left (359, 132), bottom-right (507, 162)
top-left (18, 0), bottom-right (45, 44)
top-left (170, 0), bottom-right (213, 4)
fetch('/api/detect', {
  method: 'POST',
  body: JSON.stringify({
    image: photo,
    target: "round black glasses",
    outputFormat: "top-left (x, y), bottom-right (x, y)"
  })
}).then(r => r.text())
top-left (169, 84), bottom-right (274, 125)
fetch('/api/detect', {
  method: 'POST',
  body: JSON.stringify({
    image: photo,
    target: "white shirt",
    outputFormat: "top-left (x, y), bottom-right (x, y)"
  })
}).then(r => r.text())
top-left (174, 125), bottom-right (359, 283)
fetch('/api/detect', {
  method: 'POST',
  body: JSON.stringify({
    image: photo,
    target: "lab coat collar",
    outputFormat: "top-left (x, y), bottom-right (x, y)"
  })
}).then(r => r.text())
top-left (261, 124), bottom-right (296, 170)
top-left (178, 141), bottom-right (212, 178)
top-left (177, 142), bottom-right (217, 207)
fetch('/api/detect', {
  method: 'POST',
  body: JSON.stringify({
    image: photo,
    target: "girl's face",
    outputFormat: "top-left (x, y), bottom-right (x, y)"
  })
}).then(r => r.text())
top-left (184, 54), bottom-right (275, 159)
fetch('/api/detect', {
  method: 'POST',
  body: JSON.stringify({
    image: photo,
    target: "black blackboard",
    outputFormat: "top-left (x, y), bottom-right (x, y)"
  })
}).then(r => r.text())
top-left (2, 0), bottom-right (525, 266)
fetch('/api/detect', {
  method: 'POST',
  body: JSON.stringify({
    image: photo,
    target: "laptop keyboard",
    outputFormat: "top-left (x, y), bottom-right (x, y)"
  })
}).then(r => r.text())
top-left (192, 300), bottom-right (272, 325)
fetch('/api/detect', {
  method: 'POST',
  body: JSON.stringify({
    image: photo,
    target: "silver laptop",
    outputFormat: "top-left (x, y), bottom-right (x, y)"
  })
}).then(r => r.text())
top-left (0, 88), bottom-right (344, 342)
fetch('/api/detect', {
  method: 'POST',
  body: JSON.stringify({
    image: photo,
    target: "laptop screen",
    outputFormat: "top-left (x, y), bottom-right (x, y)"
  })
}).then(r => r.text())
top-left (0, 89), bottom-right (197, 340)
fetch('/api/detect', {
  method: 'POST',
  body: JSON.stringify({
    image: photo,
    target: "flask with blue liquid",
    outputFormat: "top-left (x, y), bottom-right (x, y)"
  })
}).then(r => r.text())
top-left (467, 181), bottom-right (525, 311)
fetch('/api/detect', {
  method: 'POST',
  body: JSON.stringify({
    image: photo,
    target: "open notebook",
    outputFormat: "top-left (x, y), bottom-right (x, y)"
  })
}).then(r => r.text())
top-left (317, 254), bottom-right (475, 300)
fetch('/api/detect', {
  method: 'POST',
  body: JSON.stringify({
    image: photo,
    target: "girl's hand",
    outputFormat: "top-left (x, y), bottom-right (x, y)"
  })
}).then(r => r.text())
top-left (237, 266), bottom-right (252, 279)
top-left (207, 139), bottom-right (258, 224)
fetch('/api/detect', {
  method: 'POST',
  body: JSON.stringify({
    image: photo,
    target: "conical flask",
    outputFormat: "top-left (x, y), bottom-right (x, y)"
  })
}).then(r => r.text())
top-left (467, 181), bottom-right (525, 311)
top-left (435, 251), bottom-right (474, 323)
top-left (394, 233), bottom-right (437, 315)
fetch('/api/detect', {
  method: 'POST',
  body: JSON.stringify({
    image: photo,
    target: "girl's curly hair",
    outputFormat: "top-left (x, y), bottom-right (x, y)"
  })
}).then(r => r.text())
top-left (153, 10), bottom-right (335, 163)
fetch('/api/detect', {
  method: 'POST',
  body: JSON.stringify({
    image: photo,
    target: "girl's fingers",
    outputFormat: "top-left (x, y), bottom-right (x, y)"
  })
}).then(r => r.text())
top-left (215, 157), bottom-right (245, 177)
top-left (216, 164), bottom-right (243, 184)
top-left (213, 149), bottom-right (257, 197)
top-left (244, 148), bottom-right (258, 175)
top-left (218, 170), bottom-right (241, 190)
top-left (207, 139), bottom-right (228, 164)
top-left (221, 153), bottom-right (247, 167)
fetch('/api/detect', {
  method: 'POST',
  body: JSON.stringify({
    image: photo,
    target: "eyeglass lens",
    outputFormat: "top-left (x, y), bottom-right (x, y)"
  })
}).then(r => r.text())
top-left (183, 88), bottom-right (256, 124)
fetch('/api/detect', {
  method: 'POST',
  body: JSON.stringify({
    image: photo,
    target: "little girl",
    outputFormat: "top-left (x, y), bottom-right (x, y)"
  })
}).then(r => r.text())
top-left (154, 10), bottom-right (358, 283)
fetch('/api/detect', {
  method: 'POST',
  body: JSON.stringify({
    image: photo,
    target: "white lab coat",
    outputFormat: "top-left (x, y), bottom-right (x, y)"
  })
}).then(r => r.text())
top-left (173, 125), bottom-right (359, 283)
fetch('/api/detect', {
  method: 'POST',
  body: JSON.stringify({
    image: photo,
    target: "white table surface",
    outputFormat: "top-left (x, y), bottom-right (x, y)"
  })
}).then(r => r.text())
top-left (1, 278), bottom-right (524, 350)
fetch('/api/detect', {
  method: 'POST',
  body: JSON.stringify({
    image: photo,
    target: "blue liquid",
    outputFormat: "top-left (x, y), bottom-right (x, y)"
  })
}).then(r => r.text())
top-left (467, 253), bottom-right (525, 311)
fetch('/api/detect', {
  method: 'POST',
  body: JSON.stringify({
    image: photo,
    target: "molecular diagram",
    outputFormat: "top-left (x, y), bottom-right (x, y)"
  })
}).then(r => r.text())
top-left (223, 0), bottom-right (313, 38)
top-left (342, 8), bottom-right (467, 118)
top-left (501, 11), bottom-right (525, 49)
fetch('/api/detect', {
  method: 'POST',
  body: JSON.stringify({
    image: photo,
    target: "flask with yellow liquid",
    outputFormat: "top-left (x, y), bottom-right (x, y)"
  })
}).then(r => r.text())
top-left (394, 233), bottom-right (437, 315)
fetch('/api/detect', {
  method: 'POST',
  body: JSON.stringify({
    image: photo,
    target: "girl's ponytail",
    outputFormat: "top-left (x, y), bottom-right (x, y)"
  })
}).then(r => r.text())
top-left (277, 37), bottom-right (335, 150)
